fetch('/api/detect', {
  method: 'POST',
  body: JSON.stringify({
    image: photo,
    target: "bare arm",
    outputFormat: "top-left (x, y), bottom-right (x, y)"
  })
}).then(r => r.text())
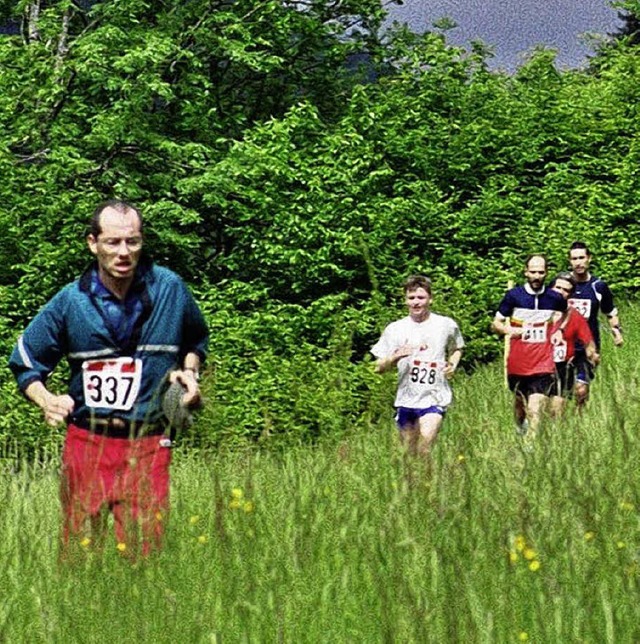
top-left (607, 314), bottom-right (623, 347)
top-left (24, 380), bottom-right (74, 427)
top-left (492, 314), bottom-right (523, 338)
top-left (585, 341), bottom-right (600, 365)
top-left (169, 352), bottom-right (203, 406)
top-left (374, 344), bottom-right (417, 374)
top-left (443, 348), bottom-right (463, 380)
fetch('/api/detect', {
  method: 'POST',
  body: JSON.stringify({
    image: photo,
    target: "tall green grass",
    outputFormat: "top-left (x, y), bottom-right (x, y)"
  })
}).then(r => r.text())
top-left (1, 310), bottom-right (639, 642)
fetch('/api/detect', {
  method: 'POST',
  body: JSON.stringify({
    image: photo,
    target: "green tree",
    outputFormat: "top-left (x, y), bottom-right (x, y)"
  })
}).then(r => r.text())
top-left (0, 0), bottom-right (390, 309)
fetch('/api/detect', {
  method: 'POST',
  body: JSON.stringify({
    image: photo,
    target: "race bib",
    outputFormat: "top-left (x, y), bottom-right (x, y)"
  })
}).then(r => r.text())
top-left (522, 323), bottom-right (547, 343)
top-left (568, 298), bottom-right (591, 319)
top-left (82, 357), bottom-right (142, 411)
top-left (408, 360), bottom-right (444, 390)
top-left (553, 341), bottom-right (567, 363)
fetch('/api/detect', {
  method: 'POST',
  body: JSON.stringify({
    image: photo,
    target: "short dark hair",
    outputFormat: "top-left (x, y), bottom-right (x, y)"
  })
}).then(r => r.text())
top-left (551, 271), bottom-right (576, 291)
top-left (403, 275), bottom-right (432, 295)
top-left (569, 241), bottom-right (591, 256)
top-left (89, 200), bottom-right (143, 237)
top-left (525, 254), bottom-right (547, 270)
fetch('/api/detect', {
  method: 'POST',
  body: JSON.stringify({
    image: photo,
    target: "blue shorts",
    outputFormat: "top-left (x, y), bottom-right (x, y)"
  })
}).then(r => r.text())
top-left (395, 406), bottom-right (447, 429)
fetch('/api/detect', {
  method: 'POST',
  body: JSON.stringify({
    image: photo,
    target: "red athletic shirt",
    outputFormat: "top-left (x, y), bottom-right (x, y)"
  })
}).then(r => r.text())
top-left (550, 307), bottom-right (593, 363)
top-left (498, 286), bottom-right (566, 376)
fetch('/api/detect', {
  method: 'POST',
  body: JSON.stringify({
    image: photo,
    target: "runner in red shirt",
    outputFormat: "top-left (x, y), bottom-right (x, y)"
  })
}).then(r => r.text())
top-left (548, 272), bottom-right (599, 417)
top-left (492, 255), bottom-right (566, 437)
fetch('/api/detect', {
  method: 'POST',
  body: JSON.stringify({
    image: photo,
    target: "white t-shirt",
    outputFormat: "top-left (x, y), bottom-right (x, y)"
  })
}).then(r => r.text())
top-left (371, 314), bottom-right (465, 408)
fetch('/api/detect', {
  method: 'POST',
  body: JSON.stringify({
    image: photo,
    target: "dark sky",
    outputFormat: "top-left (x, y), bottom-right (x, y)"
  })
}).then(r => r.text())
top-left (385, 0), bottom-right (624, 71)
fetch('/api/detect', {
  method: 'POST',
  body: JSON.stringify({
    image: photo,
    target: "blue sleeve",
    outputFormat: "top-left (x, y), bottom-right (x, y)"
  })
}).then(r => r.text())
top-left (180, 284), bottom-right (209, 364)
top-left (596, 281), bottom-right (615, 316)
top-left (8, 289), bottom-right (69, 392)
top-left (497, 289), bottom-right (515, 317)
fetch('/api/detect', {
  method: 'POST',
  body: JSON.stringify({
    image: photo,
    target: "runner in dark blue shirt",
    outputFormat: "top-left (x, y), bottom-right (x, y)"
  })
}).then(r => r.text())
top-left (568, 241), bottom-right (623, 408)
top-left (492, 255), bottom-right (566, 439)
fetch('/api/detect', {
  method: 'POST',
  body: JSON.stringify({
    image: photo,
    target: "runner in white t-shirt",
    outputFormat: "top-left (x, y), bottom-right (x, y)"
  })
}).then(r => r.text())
top-left (371, 275), bottom-right (464, 456)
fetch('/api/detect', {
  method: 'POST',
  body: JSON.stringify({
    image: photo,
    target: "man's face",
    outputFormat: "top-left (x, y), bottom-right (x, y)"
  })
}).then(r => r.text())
top-left (569, 248), bottom-right (591, 277)
top-left (524, 257), bottom-right (547, 290)
top-left (87, 206), bottom-right (143, 284)
top-left (405, 287), bottom-right (431, 319)
top-left (552, 278), bottom-right (574, 301)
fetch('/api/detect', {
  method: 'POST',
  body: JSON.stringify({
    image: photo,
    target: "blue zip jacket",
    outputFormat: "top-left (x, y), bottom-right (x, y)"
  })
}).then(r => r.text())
top-left (9, 259), bottom-right (208, 424)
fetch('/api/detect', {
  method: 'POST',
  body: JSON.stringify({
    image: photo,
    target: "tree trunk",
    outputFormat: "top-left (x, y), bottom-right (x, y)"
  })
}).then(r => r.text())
top-left (27, 0), bottom-right (41, 43)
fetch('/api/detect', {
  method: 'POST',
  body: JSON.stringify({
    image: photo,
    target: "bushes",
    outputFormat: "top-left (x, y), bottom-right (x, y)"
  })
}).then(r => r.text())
top-left (182, 301), bottom-right (390, 448)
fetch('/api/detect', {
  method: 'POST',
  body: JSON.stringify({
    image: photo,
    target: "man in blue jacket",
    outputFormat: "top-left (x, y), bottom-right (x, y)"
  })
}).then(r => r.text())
top-left (9, 200), bottom-right (208, 557)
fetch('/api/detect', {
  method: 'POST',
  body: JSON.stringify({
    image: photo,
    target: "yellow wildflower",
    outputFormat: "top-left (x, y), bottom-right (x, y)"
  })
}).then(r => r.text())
top-left (523, 548), bottom-right (537, 561)
top-left (584, 531), bottom-right (595, 541)
top-left (509, 551), bottom-right (519, 564)
top-left (80, 537), bottom-right (91, 548)
top-left (231, 488), bottom-right (244, 500)
top-left (229, 499), bottom-right (242, 510)
top-left (617, 540), bottom-right (626, 550)
top-left (518, 632), bottom-right (529, 642)
top-left (457, 454), bottom-right (465, 463)
top-left (116, 542), bottom-right (127, 552)
top-left (189, 515), bottom-right (200, 525)
top-left (528, 560), bottom-right (541, 572)
top-left (243, 500), bottom-right (255, 513)
top-left (155, 511), bottom-right (163, 522)
top-left (514, 535), bottom-right (527, 552)
top-left (197, 535), bottom-right (208, 544)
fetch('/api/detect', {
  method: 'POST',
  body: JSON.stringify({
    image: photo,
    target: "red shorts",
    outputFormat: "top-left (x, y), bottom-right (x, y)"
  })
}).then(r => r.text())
top-left (61, 424), bottom-right (172, 555)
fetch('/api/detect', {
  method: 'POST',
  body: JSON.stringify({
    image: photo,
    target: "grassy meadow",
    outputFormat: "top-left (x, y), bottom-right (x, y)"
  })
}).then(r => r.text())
top-left (1, 306), bottom-right (640, 643)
